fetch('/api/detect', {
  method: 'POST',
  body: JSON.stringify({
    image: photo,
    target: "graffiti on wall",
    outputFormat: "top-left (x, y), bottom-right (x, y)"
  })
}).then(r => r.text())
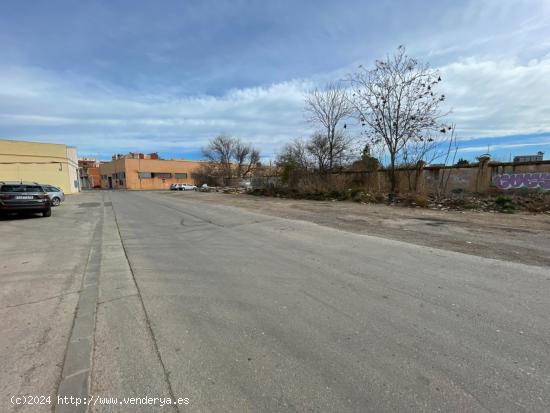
top-left (492, 172), bottom-right (550, 190)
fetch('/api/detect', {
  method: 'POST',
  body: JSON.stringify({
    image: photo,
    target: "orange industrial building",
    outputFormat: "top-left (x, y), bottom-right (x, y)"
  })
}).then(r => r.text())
top-left (99, 153), bottom-right (205, 190)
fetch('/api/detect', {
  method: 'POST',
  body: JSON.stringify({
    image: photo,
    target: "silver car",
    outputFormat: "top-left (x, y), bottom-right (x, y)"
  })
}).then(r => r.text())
top-left (42, 185), bottom-right (65, 206)
top-left (180, 184), bottom-right (197, 191)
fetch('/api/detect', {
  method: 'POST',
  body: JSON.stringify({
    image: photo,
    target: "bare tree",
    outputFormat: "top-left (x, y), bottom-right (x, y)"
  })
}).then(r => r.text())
top-left (234, 141), bottom-right (261, 178)
top-left (306, 133), bottom-right (331, 172)
top-left (305, 83), bottom-right (353, 171)
top-left (202, 135), bottom-right (235, 181)
top-left (202, 135), bottom-right (261, 183)
top-left (277, 138), bottom-right (311, 170)
top-left (349, 46), bottom-right (450, 193)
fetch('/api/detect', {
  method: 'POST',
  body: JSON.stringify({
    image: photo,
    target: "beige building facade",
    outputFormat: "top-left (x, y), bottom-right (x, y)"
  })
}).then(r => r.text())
top-left (0, 139), bottom-right (80, 193)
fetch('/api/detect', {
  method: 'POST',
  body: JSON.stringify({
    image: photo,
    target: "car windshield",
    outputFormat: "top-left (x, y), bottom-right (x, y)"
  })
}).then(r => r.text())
top-left (1, 185), bottom-right (43, 192)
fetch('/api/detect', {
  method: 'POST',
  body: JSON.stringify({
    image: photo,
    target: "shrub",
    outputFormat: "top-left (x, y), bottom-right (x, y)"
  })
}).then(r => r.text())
top-left (494, 196), bottom-right (515, 213)
top-left (462, 200), bottom-right (477, 210)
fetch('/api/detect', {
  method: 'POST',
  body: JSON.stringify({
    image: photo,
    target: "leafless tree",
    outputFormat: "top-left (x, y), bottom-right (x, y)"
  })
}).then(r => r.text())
top-left (277, 138), bottom-right (311, 170)
top-left (306, 133), bottom-right (331, 172)
top-left (234, 141), bottom-right (261, 178)
top-left (202, 135), bottom-right (234, 180)
top-left (349, 45), bottom-right (450, 193)
top-left (305, 83), bottom-right (353, 171)
top-left (202, 135), bottom-right (261, 183)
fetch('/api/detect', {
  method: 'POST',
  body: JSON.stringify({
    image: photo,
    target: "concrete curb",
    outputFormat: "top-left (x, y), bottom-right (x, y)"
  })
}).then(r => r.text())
top-left (55, 212), bottom-right (103, 413)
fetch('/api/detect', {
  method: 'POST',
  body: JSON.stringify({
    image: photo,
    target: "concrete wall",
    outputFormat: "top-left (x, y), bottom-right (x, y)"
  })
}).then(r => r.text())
top-left (416, 160), bottom-right (550, 194)
top-left (283, 159), bottom-right (550, 195)
top-left (99, 158), bottom-right (206, 190)
top-left (0, 139), bottom-right (80, 194)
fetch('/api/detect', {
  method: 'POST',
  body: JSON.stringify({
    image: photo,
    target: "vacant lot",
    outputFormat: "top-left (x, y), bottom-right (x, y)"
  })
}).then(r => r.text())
top-left (168, 190), bottom-right (550, 267)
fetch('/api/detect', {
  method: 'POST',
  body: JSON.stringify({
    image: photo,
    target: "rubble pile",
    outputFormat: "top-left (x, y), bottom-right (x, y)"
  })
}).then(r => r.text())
top-left (422, 193), bottom-right (549, 213)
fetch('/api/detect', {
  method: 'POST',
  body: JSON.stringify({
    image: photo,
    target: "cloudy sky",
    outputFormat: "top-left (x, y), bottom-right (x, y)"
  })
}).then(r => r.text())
top-left (1, 0), bottom-right (549, 162)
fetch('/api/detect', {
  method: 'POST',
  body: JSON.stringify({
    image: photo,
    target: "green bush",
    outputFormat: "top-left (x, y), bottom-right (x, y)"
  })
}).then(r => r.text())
top-left (494, 196), bottom-right (515, 213)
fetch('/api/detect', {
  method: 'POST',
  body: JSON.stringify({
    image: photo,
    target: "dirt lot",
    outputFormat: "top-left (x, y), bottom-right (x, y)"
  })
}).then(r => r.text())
top-left (167, 190), bottom-right (550, 267)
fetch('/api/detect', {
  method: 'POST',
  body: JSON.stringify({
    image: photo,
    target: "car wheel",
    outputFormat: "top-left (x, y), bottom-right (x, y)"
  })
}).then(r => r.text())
top-left (43, 208), bottom-right (52, 217)
top-left (52, 197), bottom-right (61, 206)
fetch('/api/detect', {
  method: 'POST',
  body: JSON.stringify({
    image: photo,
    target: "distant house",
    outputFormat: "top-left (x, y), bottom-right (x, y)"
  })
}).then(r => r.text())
top-left (513, 152), bottom-right (544, 163)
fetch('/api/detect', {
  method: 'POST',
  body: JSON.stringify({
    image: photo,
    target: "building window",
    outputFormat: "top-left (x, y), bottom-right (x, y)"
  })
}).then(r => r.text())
top-left (138, 172), bottom-right (152, 179)
top-left (151, 172), bottom-right (172, 179)
top-left (175, 173), bottom-right (188, 179)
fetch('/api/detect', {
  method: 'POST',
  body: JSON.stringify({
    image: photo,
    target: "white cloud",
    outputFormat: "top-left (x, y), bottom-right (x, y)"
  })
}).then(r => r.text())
top-left (0, 66), bottom-right (313, 158)
top-left (1, 54), bottom-right (549, 160)
top-left (440, 56), bottom-right (550, 138)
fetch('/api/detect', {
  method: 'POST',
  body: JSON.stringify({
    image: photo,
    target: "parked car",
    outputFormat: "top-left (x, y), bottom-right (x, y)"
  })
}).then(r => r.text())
top-left (41, 184), bottom-right (65, 206)
top-left (0, 181), bottom-right (52, 217)
top-left (170, 183), bottom-right (197, 191)
top-left (179, 184), bottom-right (197, 191)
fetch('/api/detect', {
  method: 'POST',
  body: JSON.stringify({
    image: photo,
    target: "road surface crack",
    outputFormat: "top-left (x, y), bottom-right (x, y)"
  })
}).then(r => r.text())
top-left (1, 290), bottom-right (81, 310)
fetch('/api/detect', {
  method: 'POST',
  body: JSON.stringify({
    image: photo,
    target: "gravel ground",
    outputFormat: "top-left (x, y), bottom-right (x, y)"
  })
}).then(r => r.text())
top-left (167, 190), bottom-right (550, 267)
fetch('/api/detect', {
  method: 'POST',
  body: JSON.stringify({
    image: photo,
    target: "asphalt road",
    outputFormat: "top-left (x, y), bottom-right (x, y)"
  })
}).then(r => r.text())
top-left (2, 190), bottom-right (549, 412)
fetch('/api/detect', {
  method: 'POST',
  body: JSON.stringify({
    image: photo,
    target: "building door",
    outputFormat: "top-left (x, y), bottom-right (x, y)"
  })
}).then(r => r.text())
top-left (108, 176), bottom-right (113, 189)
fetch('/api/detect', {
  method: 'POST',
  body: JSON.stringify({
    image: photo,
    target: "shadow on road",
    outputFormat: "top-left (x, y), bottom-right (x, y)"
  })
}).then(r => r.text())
top-left (0, 212), bottom-right (46, 221)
